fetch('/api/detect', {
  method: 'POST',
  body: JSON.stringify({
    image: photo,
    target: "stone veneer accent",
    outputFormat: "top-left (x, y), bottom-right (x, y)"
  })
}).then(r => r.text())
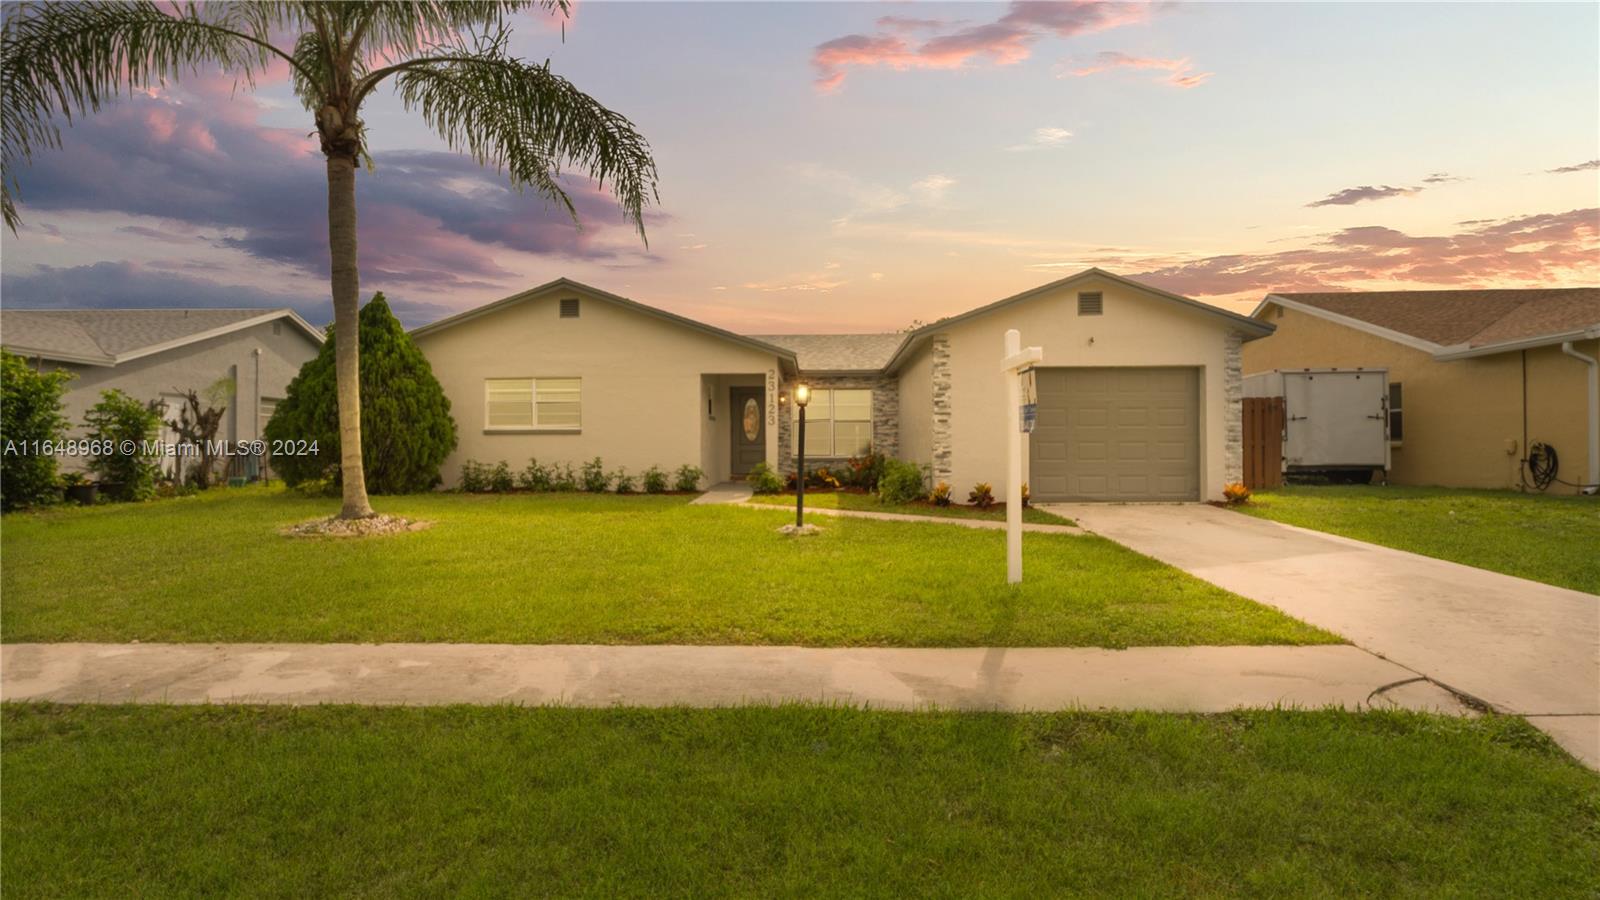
top-left (1223, 328), bottom-right (1244, 487)
top-left (778, 374), bottom-right (899, 471)
top-left (930, 334), bottom-right (953, 484)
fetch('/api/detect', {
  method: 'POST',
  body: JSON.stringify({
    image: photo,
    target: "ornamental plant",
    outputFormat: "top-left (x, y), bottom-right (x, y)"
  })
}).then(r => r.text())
top-left (612, 467), bottom-right (636, 494)
top-left (0, 348), bottom-right (73, 510)
top-left (1223, 482), bottom-right (1252, 505)
top-left (265, 293), bottom-right (457, 494)
top-left (877, 458), bottom-right (926, 505)
top-left (747, 461), bottom-right (784, 494)
top-left (968, 482), bottom-right (996, 509)
top-left (642, 465), bottom-right (668, 494)
top-left (673, 464), bottom-right (704, 493)
top-left (82, 389), bottom-right (164, 500)
top-left (518, 458), bottom-right (554, 492)
top-left (581, 457), bottom-right (609, 493)
top-left (929, 481), bottom-right (953, 507)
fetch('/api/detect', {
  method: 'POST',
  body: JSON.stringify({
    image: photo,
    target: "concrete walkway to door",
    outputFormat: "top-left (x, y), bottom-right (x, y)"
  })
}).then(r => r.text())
top-left (1047, 503), bottom-right (1600, 767)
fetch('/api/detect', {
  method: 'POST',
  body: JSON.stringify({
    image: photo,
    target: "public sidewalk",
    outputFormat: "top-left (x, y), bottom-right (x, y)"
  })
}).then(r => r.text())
top-left (736, 502), bottom-right (1083, 533)
top-left (2, 642), bottom-right (1469, 714)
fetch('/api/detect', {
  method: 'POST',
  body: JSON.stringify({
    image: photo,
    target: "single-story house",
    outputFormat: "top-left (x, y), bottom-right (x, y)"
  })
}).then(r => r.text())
top-left (1242, 288), bottom-right (1600, 494)
top-left (413, 269), bottom-right (1271, 501)
top-left (1, 307), bottom-right (323, 475)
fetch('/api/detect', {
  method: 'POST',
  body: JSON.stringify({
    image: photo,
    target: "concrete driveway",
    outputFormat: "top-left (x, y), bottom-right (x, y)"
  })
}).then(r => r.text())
top-left (1049, 503), bottom-right (1600, 767)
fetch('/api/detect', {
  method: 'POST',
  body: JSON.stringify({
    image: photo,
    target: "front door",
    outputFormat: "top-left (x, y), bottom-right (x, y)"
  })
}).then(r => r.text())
top-left (730, 386), bottom-right (766, 476)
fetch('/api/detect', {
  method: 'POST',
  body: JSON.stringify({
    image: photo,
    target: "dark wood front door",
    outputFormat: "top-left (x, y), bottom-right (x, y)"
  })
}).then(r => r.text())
top-left (730, 386), bottom-right (765, 476)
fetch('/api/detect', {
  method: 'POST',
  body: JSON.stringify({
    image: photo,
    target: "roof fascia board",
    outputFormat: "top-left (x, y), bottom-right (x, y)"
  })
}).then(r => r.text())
top-left (1433, 325), bottom-right (1600, 360)
top-left (1261, 294), bottom-right (1447, 354)
top-left (114, 309), bottom-right (324, 365)
top-left (409, 278), bottom-right (799, 371)
top-left (1, 345), bottom-right (116, 367)
top-left (886, 269), bottom-right (1269, 373)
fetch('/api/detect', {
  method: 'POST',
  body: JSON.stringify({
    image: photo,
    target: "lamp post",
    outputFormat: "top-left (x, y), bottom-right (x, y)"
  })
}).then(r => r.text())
top-left (794, 383), bottom-right (810, 528)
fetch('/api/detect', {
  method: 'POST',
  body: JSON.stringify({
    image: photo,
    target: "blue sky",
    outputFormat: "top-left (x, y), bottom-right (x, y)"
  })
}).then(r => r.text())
top-left (3, 2), bottom-right (1596, 332)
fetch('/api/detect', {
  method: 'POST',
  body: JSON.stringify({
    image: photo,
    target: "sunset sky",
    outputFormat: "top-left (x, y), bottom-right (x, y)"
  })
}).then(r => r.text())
top-left (3, 1), bottom-right (1597, 332)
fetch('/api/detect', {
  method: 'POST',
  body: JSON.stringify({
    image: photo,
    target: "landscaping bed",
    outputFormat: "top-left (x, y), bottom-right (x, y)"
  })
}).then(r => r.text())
top-left (1236, 485), bottom-right (1600, 593)
top-left (744, 488), bottom-right (1074, 525)
top-left (0, 487), bottom-right (1334, 647)
top-left (4, 704), bottom-right (1595, 896)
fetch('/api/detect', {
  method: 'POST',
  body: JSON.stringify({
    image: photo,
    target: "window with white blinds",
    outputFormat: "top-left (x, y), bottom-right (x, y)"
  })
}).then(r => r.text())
top-left (485, 377), bottom-right (581, 429)
top-left (795, 388), bottom-right (872, 457)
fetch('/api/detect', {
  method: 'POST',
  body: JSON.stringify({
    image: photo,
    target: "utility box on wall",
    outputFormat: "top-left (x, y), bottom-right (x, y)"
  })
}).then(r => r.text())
top-left (1244, 368), bottom-right (1390, 483)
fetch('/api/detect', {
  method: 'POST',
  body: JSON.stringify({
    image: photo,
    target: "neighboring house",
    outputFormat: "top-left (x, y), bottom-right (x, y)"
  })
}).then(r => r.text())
top-left (414, 269), bottom-right (1271, 501)
top-left (1243, 289), bottom-right (1600, 494)
top-left (0, 308), bottom-right (324, 475)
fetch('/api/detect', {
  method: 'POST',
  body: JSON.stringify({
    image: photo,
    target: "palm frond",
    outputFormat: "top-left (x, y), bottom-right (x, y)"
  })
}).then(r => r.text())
top-left (339, 1), bottom-right (566, 63)
top-left (1, 0), bottom-right (305, 231)
top-left (377, 36), bottom-right (658, 240)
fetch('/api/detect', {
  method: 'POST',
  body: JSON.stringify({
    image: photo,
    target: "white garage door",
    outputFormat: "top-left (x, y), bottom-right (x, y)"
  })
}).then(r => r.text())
top-left (1029, 367), bottom-right (1199, 501)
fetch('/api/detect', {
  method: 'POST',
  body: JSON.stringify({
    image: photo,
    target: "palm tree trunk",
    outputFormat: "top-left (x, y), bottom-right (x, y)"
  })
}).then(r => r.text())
top-left (326, 153), bottom-right (375, 519)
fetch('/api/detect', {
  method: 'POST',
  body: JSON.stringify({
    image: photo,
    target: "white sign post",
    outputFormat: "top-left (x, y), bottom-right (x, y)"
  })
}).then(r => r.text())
top-left (1001, 328), bottom-right (1044, 584)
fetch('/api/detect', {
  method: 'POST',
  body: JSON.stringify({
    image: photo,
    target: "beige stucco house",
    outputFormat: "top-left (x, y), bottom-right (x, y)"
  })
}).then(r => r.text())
top-left (414, 269), bottom-right (1270, 501)
top-left (1243, 288), bottom-right (1600, 494)
top-left (1, 307), bottom-right (323, 476)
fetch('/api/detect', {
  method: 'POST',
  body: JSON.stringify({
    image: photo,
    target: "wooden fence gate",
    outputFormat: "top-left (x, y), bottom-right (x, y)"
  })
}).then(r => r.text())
top-left (1242, 397), bottom-right (1285, 489)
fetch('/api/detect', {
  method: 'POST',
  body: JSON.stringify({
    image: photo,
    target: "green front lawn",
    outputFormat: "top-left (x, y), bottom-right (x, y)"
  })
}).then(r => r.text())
top-left (5, 704), bottom-right (1595, 896)
top-left (1237, 486), bottom-right (1600, 594)
top-left (745, 489), bottom-right (1074, 525)
top-left (0, 487), bottom-right (1333, 647)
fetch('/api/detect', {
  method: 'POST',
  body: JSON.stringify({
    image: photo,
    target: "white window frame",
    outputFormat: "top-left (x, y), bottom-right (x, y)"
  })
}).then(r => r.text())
top-left (484, 377), bottom-right (582, 431)
top-left (795, 387), bottom-right (873, 457)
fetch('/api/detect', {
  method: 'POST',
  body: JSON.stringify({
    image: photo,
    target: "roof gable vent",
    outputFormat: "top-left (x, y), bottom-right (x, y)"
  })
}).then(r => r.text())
top-left (1077, 292), bottom-right (1103, 316)
top-left (559, 298), bottom-right (580, 318)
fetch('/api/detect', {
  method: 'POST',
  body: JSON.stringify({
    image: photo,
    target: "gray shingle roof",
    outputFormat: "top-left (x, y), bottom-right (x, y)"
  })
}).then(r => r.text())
top-left (1, 308), bottom-right (315, 363)
top-left (744, 333), bottom-right (905, 371)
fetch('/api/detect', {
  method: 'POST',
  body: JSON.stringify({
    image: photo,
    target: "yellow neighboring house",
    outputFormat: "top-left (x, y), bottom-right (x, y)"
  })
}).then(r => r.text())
top-left (1243, 288), bottom-right (1600, 495)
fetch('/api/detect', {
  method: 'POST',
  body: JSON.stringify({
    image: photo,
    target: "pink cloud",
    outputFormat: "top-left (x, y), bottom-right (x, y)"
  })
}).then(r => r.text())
top-left (813, 1), bottom-right (1151, 93)
top-left (1116, 208), bottom-right (1600, 299)
top-left (1061, 50), bottom-right (1212, 89)
top-left (1306, 185), bottom-right (1420, 207)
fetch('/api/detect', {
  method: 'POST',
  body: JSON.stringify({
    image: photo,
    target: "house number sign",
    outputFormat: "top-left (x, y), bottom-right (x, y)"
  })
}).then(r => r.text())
top-left (766, 369), bottom-right (777, 427)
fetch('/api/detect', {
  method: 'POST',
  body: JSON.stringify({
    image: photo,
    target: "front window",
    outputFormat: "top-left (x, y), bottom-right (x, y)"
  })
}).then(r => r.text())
top-left (796, 388), bottom-right (872, 456)
top-left (485, 377), bottom-right (581, 429)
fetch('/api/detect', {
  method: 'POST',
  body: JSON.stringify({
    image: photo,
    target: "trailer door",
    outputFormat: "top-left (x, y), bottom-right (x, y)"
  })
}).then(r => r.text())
top-left (1282, 371), bottom-right (1388, 468)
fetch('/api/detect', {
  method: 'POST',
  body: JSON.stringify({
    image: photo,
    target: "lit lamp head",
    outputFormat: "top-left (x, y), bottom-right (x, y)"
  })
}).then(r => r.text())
top-left (794, 384), bottom-right (811, 408)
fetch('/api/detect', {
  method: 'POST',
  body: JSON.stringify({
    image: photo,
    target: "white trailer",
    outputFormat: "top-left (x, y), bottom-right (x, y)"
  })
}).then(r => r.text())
top-left (1244, 368), bottom-right (1390, 483)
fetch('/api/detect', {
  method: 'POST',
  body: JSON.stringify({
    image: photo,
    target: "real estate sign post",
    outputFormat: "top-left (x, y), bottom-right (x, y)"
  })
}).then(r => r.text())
top-left (1001, 329), bottom-right (1044, 584)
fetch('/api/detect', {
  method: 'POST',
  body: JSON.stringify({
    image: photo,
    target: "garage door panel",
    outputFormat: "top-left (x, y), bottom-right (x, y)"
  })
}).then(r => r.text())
top-left (1154, 407), bottom-right (1188, 427)
top-left (1075, 474), bottom-right (1109, 495)
top-left (1154, 441), bottom-right (1186, 460)
top-left (1113, 370), bottom-right (1150, 392)
top-left (1116, 407), bottom-right (1149, 427)
top-left (1030, 367), bottom-right (1199, 502)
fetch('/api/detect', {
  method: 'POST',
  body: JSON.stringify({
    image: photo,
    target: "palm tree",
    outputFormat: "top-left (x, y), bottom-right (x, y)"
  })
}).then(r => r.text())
top-left (2, 1), bottom-right (658, 518)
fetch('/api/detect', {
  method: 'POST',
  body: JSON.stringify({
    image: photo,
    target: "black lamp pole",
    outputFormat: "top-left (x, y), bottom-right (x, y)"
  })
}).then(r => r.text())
top-left (795, 384), bottom-right (810, 527)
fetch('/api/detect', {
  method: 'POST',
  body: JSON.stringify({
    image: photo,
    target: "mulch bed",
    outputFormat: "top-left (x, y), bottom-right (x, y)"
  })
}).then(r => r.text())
top-left (280, 514), bottom-right (434, 539)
